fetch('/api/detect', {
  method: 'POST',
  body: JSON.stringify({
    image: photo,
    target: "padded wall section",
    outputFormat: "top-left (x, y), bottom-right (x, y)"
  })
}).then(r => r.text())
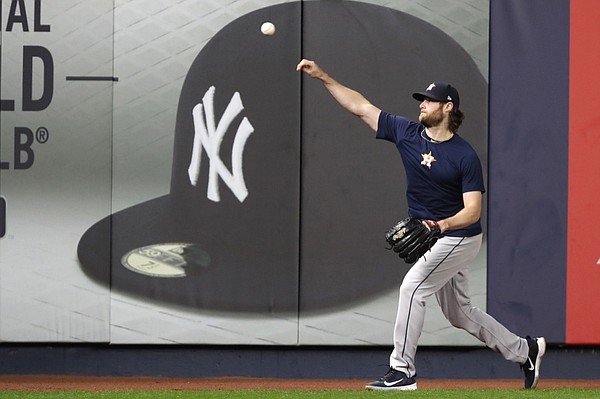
top-left (488, 0), bottom-right (570, 342)
top-left (566, 0), bottom-right (600, 344)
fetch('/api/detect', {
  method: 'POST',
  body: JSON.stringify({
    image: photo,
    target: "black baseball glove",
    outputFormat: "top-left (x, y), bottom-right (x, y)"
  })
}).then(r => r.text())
top-left (385, 217), bottom-right (442, 263)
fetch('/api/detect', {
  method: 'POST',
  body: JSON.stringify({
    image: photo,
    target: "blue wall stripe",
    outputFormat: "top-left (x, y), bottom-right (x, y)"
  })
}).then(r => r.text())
top-left (488, 0), bottom-right (570, 343)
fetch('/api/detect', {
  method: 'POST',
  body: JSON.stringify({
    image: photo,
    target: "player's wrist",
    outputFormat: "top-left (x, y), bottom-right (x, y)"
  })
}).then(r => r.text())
top-left (436, 219), bottom-right (447, 233)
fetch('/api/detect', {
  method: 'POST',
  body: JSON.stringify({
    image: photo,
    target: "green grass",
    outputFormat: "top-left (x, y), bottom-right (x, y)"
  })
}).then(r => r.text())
top-left (1, 390), bottom-right (600, 399)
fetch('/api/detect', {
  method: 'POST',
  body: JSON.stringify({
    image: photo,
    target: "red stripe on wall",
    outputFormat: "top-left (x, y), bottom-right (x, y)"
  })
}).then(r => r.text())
top-left (567, 0), bottom-right (600, 344)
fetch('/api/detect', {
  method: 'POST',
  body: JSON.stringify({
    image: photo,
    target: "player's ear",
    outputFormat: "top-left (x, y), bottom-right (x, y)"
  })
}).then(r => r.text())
top-left (444, 101), bottom-right (455, 112)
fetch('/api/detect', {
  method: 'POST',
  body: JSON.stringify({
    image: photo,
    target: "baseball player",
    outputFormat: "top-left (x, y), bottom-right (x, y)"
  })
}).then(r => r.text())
top-left (296, 59), bottom-right (546, 390)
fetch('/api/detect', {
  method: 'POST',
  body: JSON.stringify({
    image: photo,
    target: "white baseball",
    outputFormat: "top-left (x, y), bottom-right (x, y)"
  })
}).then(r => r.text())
top-left (261, 22), bottom-right (276, 36)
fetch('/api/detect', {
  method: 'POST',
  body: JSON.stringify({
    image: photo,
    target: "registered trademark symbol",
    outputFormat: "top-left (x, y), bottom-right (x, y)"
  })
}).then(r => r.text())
top-left (36, 126), bottom-right (49, 143)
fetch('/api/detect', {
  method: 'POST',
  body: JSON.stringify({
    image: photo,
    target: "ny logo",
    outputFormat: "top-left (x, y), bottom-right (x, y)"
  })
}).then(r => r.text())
top-left (188, 86), bottom-right (254, 202)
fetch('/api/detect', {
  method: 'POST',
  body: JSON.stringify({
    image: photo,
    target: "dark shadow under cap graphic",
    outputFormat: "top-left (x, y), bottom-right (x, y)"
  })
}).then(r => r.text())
top-left (77, 1), bottom-right (486, 313)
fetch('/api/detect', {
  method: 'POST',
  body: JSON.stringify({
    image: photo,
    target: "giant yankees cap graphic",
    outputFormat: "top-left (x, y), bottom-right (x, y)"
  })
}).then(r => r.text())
top-left (77, 1), bottom-right (487, 313)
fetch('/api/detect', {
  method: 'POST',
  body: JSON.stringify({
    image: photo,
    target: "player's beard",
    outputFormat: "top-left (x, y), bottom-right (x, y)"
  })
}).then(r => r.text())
top-left (419, 105), bottom-right (444, 128)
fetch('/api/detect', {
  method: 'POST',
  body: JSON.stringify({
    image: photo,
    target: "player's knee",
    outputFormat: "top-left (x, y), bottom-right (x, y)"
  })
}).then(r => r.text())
top-left (399, 283), bottom-right (427, 304)
top-left (443, 305), bottom-right (477, 329)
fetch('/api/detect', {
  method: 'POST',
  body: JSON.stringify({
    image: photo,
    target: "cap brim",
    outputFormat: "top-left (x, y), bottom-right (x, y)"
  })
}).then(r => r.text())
top-left (412, 92), bottom-right (442, 102)
top-left (77, 195), bottom-right (301, 312)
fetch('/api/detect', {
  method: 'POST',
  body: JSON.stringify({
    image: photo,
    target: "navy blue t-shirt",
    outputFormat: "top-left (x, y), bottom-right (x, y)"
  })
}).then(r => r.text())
top-left (377, 112), bottom-right (485, 237)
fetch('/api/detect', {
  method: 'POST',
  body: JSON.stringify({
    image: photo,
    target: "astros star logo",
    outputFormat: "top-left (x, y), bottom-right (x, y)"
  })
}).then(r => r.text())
top-left (421, 151), bottom-right (437, 169)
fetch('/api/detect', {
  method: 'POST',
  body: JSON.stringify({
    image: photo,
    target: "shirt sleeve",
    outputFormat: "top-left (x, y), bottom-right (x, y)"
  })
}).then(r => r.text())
top-left (461, 151), bottom-right (486, 194)
top-left (376, 112), bottom-right (414, 144)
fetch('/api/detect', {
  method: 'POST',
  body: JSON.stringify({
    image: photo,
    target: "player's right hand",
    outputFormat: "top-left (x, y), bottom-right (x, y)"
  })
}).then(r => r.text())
top-left (296, 59), bottom-right (324, 79)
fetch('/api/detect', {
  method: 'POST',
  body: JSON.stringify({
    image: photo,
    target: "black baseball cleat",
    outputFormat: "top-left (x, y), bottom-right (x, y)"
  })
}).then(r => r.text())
top-left (522, 336), bottom-right (546, 389)
top-left (365, 367), bottom-right (417, 391)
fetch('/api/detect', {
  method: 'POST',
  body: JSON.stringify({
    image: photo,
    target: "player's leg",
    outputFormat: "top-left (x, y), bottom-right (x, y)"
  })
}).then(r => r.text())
top-left (435, 269), bottom-right (528, 361)
top-left (435, 266), bottom-right (546, 388)
top-left (369, 235), bottom-right (481, 388)
top-left (366, 260), bottom-right (432, 390)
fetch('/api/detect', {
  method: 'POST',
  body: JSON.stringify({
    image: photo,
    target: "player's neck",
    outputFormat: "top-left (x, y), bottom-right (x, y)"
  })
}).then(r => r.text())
top-left (425, 126), bottom-right (454, 143)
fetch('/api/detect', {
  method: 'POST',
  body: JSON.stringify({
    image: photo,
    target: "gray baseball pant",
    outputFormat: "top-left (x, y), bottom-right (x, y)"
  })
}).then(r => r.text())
top-left (389, 233), bottom-right (529, 377)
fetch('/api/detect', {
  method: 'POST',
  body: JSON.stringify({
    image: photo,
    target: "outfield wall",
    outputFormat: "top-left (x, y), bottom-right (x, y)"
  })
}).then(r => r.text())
top-left (0, 345), bottom-right (599, 380)
top-left (1, 0), bottom-right (598, 351)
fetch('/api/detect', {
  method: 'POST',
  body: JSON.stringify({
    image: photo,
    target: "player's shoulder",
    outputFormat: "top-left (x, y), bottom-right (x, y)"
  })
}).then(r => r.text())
top-left (449, 133), bottom-right (482, 165)
top-left (451, 133), bottom-right (478, 153)
top-left (377, 112), bottom-right (421, 141)
top-left (379, 111), bottom-right (418, 127)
